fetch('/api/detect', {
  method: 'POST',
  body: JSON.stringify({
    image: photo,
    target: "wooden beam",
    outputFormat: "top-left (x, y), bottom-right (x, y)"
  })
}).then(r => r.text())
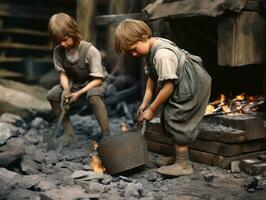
top-left (0, 42), bottom-right (51, 51)
top-left (0, 3), bottom-right (73, 20)
top-left (95, 13), bottom-right (144, 26)
top-left (218, 11), bottom-right (266, 66)
top-left (244, 0), bottom-right (261, 12)
top-left (76, 0), bottom-right (96, 42)
top-left (0, 28), bottom-right (48, 37)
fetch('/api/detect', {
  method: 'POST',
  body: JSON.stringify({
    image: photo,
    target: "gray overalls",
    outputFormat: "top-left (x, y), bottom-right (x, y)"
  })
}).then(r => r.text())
top-left (146, 38), bottom-right (211, 145)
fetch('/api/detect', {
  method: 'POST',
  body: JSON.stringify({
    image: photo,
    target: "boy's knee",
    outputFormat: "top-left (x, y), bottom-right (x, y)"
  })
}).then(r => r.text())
top-left (47, 85), bottom-right (62, 102)
top-left (87, 95), bottom-right (103, 107)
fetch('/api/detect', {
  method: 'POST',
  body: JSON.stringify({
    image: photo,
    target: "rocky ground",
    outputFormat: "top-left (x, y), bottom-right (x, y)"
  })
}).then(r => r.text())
top-left (0, 111), bottom-right (266, 200)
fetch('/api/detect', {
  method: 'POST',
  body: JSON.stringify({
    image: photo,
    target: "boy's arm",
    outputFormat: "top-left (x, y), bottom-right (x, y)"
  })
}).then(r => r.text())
top-left (149, 80), bottom-right (174, 112)
top-left (76, 78), bottom-right (102, 95)
top-left (66, 77), bottom-right (102, 103)
top-left (137, 77), bottom-right (155, 116)
top-left (60, 72), bottom-right (70, 91)
top-left (143, 80), bottom-right (174, 120)
top-left (143, 77), bottom-right (155, 106)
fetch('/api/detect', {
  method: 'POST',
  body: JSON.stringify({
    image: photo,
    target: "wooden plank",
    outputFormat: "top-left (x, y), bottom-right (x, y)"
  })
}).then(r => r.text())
top-left (216, 115), bottom-right (266, 140)
top-left (147, 120), bottom-right (247, 144)
top-left (0, 42), bottom-right (52, 51)
top-left (189, 149), bottom-right (266, 169)
top-left (0, 3), bottom-right (73, 20)
top-left (189, 138), bottom-right (266, 157)
top-left (198, 122), bottom-right (247, 143)
top-left (0, 28), bottom-right (48, 37)
top-left (240, 158), bottom-right (266, 175)
top-left (218, 11), bottom-right (266, 66)
top-left (244, 0), bottom-right (261, 11)
top-left (0, 69), bottom-right (23, 78)
top-left (0, 57), bottom-right (52, 63)
top-left (146, 140), bottom-right (174, 156)
top-left (95, 13), bottom-right (143, 26)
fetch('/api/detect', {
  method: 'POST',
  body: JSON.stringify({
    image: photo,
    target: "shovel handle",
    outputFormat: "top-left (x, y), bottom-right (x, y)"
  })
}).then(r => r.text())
top-left (141, 120), bottom-right (147, 136)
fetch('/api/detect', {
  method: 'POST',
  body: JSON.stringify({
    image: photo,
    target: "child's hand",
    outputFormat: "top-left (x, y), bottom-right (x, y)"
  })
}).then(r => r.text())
top-left (138, 108), bottom-right (154, 122)
top-left (65, 92), bottom-right (80, 103)
top-left (137, 103), bottom-right (148, 118)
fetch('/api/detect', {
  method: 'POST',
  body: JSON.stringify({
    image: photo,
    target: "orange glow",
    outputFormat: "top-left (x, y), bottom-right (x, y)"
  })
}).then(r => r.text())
top-left (90, 141), bottom-right (105, 173)
top-left (205, 104), bottom-right (215, 115)
top-left (205, 93), bottom-right (264, 115)
top-left (234, 93), bottom-right (245, 101)
top-left (120, 122), bottom-right (129, 132)
top-left (222, 105), bottom-right (231, 113)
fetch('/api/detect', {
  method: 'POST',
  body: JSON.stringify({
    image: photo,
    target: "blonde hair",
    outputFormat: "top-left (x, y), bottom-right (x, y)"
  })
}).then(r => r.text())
top-left (48, 12), bottom-right (81, 46)
top-left (115, 19), bottom-right (152, 53)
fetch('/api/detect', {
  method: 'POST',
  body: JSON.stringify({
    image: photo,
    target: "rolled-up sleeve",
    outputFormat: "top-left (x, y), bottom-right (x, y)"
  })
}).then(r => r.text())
top-left (86, 45), bottom-right (105, 78)
top-left (53, 46), bottom-right (65, 73)
top-left (154, 49), bottom-right (178, 82)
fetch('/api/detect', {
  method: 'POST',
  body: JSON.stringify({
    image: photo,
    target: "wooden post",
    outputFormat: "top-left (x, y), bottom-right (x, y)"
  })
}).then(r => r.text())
top-left (76, 0), bottom-right (96, 43)
top-left (218, 11), bottom-right (266, 66)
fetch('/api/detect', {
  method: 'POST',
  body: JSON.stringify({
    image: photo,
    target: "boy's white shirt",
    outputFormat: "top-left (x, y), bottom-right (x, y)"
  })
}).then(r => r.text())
top-left (152, 48), bottom-right (178, 82)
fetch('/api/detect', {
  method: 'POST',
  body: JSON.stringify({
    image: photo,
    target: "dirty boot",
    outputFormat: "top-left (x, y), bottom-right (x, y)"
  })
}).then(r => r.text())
top-left (88, 96), bottom-right (110, 138)
top-left (156, 144), bottom-right (193, 176)
top-left (50, 101), bottom-right (75, 147)
top-left (58, 113), bottom-right (75, 147)
top-left (155, 154), bottom-right (176, 167)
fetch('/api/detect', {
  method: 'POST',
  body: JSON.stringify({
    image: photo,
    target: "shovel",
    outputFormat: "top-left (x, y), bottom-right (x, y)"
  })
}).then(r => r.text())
top-left (44, 95), bottom-right (70, 151)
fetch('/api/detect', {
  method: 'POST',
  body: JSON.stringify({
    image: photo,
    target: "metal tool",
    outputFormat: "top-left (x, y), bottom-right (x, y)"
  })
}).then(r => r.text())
top-left (45, 93), bottom-right (70, 151)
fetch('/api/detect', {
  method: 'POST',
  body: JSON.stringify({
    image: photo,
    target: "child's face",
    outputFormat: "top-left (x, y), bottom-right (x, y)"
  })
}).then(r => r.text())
top-left (60, 36), bottom-right (75, 50)
top-left (127, 40), bottom-right (150, 57)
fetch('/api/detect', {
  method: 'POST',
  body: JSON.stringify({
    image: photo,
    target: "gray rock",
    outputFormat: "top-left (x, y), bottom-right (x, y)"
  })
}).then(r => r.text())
top-left (30, 117), bottom-right (47, 129)
top-left (231, 161), bottom-right (241, 173)
top-left (62, 176), bottom-right (75, 186)
top-left (82, 164), bottom-right (92, 171)
top-left (87, 181), bottom-right (105, 194)
top-left (0, 168), bottom-right (20, 198)
top-left (24, 128), bottom-right (42, 145)
top-left (7, 188), bottom-right (41, 200)
top-left (41, 164), bottom-right (55, 175)
top-left (21, 156), bottom-right (41, 175)
top-left (147, 172), bottom-right (160, 182)
top-left (100, 174), bottom-right (113, 185)
top-left (71, 170), bottom-right (104, 181)
top-left (32, 150), bottom-right (45, 164)
top-left (0, 113), bottom-right (25, 127)
top-left (124, 182), bottom-right (143, 198)
top-left (40, 185), bottom-right (88, 200)
top-left (0, 148), bottom-right (24, 167)
top-left (0, 122), bottom-right (13, 145)
top-left (44, 151), bottom-right (58, 165)
top-left (18, 175), bottom-right (40, 189)
top-left (201, 171), bottom-right (215, 182)
top-left (36, 179), bottom-right (56, 191)
top-left (0, 78), bottom-right (51, 118)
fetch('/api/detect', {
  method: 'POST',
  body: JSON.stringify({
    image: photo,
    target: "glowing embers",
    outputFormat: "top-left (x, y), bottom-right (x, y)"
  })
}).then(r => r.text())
top-left (205, 93), bottom-right (264, 116)
top-left (90, 141), bottom-right (105, 173)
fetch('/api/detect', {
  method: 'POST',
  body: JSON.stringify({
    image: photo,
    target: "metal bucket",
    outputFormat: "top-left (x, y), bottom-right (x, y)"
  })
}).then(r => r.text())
top-left (97, 123), bottom-right (148, 174)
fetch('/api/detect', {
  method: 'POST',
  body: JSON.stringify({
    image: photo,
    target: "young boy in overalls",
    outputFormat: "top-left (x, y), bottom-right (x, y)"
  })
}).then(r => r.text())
top-left (47, 13), bottom-right (110, 146)
top-left (115, 19), bottom-right (211, 176)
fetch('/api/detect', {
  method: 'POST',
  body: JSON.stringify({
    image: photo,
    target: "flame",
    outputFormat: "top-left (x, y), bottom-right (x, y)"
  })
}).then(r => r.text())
top-left (205, 104), bottom-right (215, 115)
top-left (205, 93), bottom-right (264, 115)
top-left (222, 105), bottom-right (231, 113)
top-left (234, 93), bottom-right (245, 101)
top-left (90, 141), bottom-right (105, 173)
